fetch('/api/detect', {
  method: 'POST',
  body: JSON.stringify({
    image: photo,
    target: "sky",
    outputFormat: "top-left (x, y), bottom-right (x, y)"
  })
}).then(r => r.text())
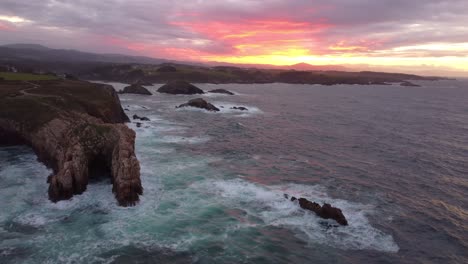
top-left (0, 0), bottom-right (467, 75)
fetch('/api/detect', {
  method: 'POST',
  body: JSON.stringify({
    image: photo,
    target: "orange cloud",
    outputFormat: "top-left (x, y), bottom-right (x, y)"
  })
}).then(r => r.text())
top-left (172, 19), bottom-right (330, 58)
top-left (328, 40), bottom-right (383, 53)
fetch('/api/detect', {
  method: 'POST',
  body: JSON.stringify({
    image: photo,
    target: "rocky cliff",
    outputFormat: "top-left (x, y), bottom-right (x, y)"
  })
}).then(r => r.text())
top-left (0, 79), bottom-right (142, 206)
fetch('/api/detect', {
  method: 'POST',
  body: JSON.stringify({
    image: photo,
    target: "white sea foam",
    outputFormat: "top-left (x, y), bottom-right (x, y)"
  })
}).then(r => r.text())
top-left (175, 101), bottom-right (263, 117)
top-left (14, 213), bottom-right (49, 227)
top-left (195, 179), bottom-right (400, 253)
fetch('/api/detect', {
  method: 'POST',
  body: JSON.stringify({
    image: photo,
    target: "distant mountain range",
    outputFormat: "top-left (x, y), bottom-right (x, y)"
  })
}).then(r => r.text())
top-left (0, 43), bottom-right (173, 65)
top-left (0, 43), bottom-right (347, 71)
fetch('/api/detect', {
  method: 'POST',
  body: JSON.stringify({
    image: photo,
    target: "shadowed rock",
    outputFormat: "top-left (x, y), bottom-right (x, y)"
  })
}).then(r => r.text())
top-left (0, 80), bottom-right (143, 206)
top-left (298, 198), bottom-right (348, 226)
top-left (284, 194), bottom-right (348, 226)
top-left (133, 114), bottom-right (150, 121)
top-left (120, 84), bottom-right (152, 95)
top-left (400, 81), bottom-right (420, 87)
top-left (231, 106), bottom-right (248, 111)
top-left (177, 98), bottom-right (219, 112)
top-left (208, 89), bottom-right (234, 95)
top-left (157, 81), bottom-right (204, 95)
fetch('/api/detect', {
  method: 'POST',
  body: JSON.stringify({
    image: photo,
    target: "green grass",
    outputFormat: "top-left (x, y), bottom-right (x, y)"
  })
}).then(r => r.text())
top-left (0, 72), bottom-right (59, 81)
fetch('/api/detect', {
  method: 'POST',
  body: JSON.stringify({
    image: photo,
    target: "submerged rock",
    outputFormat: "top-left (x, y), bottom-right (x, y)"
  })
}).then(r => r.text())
top-left (177, 98), bottom-right (220, 112)
top-left (132, 114), bottom-right (150, 121)
top-left (284, 194), bottom-right (348, 226)
top-left (120, 84), bottom-right (152, 95)
top-left (208, 89), bottom-right (234, 95)
top-left (400, 81), bottom-right (420, 87)
top-left (0, 80), bottom-right (143, 206)
top-left (157, 81), bottom-right (204, 95)
top-left (231, 106), bottom-right (248, 111)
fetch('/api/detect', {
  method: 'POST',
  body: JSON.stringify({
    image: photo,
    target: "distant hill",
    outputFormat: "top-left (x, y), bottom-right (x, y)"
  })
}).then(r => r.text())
top-left (0, 43), bottom-right (171, 65)
top-left (207, 61), bottom-right (348, 71)
top-left (287, 62), bottom-right (348, 71)
top-left (2, 43), bottom-right (51, 50)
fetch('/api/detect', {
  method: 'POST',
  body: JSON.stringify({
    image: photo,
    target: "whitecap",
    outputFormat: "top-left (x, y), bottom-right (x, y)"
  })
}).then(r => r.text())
top-left (194, 179), bottom-right (400, 253)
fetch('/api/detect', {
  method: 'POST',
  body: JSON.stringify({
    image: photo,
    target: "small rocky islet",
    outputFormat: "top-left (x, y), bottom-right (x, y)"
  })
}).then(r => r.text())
top-left (177, 98), bottom-right (220, 112)
top-left (119, 83), bottom-right (152, 95)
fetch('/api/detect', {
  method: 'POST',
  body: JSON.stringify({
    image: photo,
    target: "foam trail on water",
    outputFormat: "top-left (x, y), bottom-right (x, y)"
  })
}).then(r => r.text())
top-left (195, 179), bottom-right (399, 253)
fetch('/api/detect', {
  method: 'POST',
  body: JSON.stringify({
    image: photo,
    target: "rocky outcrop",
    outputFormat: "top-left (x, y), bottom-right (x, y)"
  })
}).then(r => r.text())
top-left (177, 98), bottom-right (220, 112)
top-left (119, 84), bottom-right (152, 95)
top-left (400, 81), bottom-right (420, 87)
top-left (231, 106), bottom-right (248, 111)
top-left (208, 89), bottom-right (234, 95)
top-left (0, 80), bottom-right (143, 206)
top-left (285, 194), bottom-right (348, 226)
top-left (133, 114), bottom-right (150, 121)
top-left (157, 81), bottom-right (204, 95)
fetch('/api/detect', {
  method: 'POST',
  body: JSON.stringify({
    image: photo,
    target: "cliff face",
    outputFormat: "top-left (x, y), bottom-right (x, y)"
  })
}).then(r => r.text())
top-left (0, 79), bottom-right (142, 206)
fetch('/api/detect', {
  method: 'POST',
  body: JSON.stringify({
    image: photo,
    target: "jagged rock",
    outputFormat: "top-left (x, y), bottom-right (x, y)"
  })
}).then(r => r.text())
top-left (284, 194), bottom-right (348, 226)
top-left (157, 81), bottom-right (204, 95)
top-left (132, 114), bottom-right (150, 121)
top-left (208, 89), bottom-right (234, 95)
top-left (120, 84), bottom-right (152, 95)
top-left (177, 98), bottom-right (219, 112)
top-left (400, 81), bottom-right (420, 87)
top-left (136, 122), bottom-right (142, 128)
top-left (0, 80), bottom-right (143, 206)
top-left (231, 106), bottom-right (248, 111)
top-left (297, 198), bottom-right (348, 226)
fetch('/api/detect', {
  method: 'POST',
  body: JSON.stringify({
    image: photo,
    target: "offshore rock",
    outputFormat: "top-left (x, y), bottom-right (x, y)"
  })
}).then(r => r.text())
top-left (120, 84), bottom-right (152, 95)
top-left (157, 80), bottom-right (204, 95)
top-left (133, 114), bottom-right (150, 121)
top-left (297, 198), bottom-right (348, 226)
top-left (284, 194), bottom-right (348, 226)
top-left (208, 89), bottom-right (234, 95)
top-left (400, 81), bottom-right (420, 87)
top-left (0, 80), bottom-right (143, 206)
top-left (177, 98), bottom-right (220, 112)
top-left (231, 106), bottom-right (248, 111)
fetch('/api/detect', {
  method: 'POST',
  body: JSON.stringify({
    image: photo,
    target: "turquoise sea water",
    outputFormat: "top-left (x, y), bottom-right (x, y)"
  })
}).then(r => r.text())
top-left (1, 80), bottom-right (467, 263)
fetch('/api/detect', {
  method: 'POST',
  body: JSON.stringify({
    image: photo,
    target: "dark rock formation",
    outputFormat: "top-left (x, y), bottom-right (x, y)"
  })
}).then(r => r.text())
top-left (0, 80), bottom-right (143, 206)
top-left (284, 194), bottom-right (348, 226)
top-left (231, 106), bottom-right (248, 111)
top-left (133, 114), bottom-right (150, 121)
top-left (120, 84), bottom-right (152, 95)
top-left (177, 98), bottom-right (220, 112)
top-left (157, 65), bottom-right (177, 72)
top-left (298, 198), bottom-right (348, 226)
top-left (400, 81), bottom-right (420, 87)
top-left (208, 89), bottom-right (234, 95)
top-left (157, 81), bottom-right (204, 95)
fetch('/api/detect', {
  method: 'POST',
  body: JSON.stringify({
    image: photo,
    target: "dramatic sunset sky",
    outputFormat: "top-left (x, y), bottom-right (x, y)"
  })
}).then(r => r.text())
top-left (0, 0), bottom-right (467, 75)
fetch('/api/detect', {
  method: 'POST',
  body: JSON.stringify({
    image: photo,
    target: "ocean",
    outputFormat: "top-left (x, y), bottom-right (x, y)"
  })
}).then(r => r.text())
top-left (1, 80), bottom-right (467, 263)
